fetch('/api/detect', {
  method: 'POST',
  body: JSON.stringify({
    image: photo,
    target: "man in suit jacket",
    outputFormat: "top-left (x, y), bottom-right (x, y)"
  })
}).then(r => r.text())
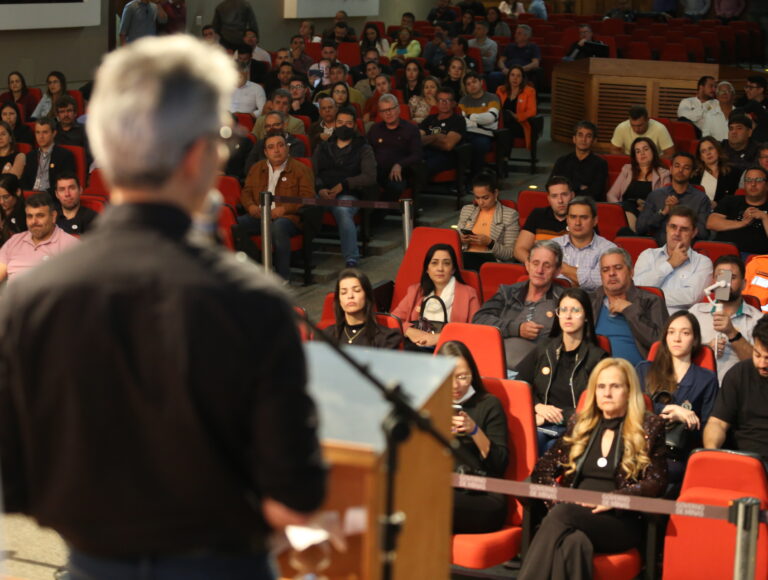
top-left (21, 118), bottom-right (75, 195)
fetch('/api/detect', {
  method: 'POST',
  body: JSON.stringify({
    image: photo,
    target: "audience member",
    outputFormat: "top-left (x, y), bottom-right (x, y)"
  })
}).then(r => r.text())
top-left (735, 75), bottom-right (768, 143)
top-left (288, 77), bottom-right (318, 122)
top-left (212, 0), bottom-right (258, 50)
top-left (691, 137), bottom-right (741, 203)
top-left (309, 97), bottom-right (338, 151)
top-left (636, 152), bottom-right (710, 245)
top-left (439, 340), bottom-right (509, 534)
top-left (564, 24), bottom-right (606, 60)
top-left (420, 87), bottom-right (466, 177)
top-left (0, 174), bottom-right (26, 242)
top-left (31, 71), bottom-right (66, 120)
top-left (690, 255), bottom-right (760, 382)
top-left (298, 19), bottom-right (321, 43)
top-left (244, 111), bottom-right (306, 175)
top-left (230, 62), bottom-right (266, 118)
top-left (677, 75), bottom-right (717, 135)
top-left (392, 243), bottom-right (480, 350)
top-left (592, 247), bottom-right (669, 365)
top-left (363, 75), bottom-right (404, 123)
top-left (243, 28), bottom-right (271, 66)
top-left (453, 10), bottom-right (477, 36)
top-left (513, 176), bottom-right (573, 263)
top-left (0, 72), bottom-right (39, 120)
top-left (468, 21), bottom-right (497, 73)
top-left (637, 311), bottom-right (718, 486)
top-left (313, 107), bottom-right (377, 268)
top-left (496, 66), bottom-right (537, 151)
top-left (485, 7), bottom-right (512, 37)
top-left (315, 64), bottom-right (366, 108)
top-left (474, 239), bottom-right (564, 369)
top-left (704, 316), bottom-right (768, 464)
top-left (423, 23), bottom-right (454, 75)
top-left (721, 114), bottom-right (759, 172)
top-left (609, 105), bottom-right (675, 159)
top-left (20, 118), bottom-right (76, 195)
top-left (327, 20), bottom-right (355, 44)
top-left (119, 0), bottom-right (167, 45)
top-left (1, 103), bottom-right (33, 146)
top-left (234, 44), bottom-right (269, 85)
top-left (447, 36), bottom-right (479, 74)
top-left (53, 173), bottom-right (98, 235)
top-left (701, 80), bottom-right (736, 141)
top-left (442, 57), bottom-right (468, 98)
top-left (287, 35), bottom-right (314, 76)
top-left (251, 89), bottom-right (305, 140)
top-left (491, 25), bottom-right (541, 91)
top-left (634, 205), bottom-right (713, 313)
top-left (551, 121), bottom-right (608, 201)
top-left (518, 358), bottom-right (666, 580)
top-left (0, 192), bottom-right (78, 283)
top-left (607, 137), bottom-right (670, 231)
top-left (708, 166), bottom-right (768, 255)
top-left (457, 172), bottom-right (520, 265)
top-left (517, 288), bottom-right (608, 453)
top-left (327, 268), bottom-right (402, 348)
top-left (740, 143), bottom-right (768, 187)
top-left (353, 59), bottom-right (381, 100)
top-left (409, 76), bottom-right (440, 124)
top-left (200, 24), bottom-right (218, 44)
top-left (552, 196), bottom-right (616, 291)
top-left (367, 94), bottom-right (424, 201)
top-left (459, 72), bottom-right (501, 174)
top-left (528, 0), bottom-right (548, 18)
top-left (457, 0), bottom-right (486, 17)
top-left (388, 28), bottom-right (422, 66)
top-left (264, 61), bottom-right (294, 97)
top-left (401, 60), bottom-right (426, 103)
top-left (0, 121), bottom-right (25, 179)
top-left (323, 10), bottom-right (356, 40)
top-left (53, 95), bottom-right (87, 150)
top-left (159, 0), bottom-right (186, 34)
top-left (238, 132), bottom-right (314, 280)
top-left (359, 23), bottom-right (391, 57)
top-left (427, 0), bottom-right (458, 24)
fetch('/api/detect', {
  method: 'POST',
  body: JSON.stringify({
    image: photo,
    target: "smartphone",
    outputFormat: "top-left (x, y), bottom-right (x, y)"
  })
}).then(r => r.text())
top-left (452, 404), bottom-right (463, 415)
top-left (460, 229), bottom-right (473, 236)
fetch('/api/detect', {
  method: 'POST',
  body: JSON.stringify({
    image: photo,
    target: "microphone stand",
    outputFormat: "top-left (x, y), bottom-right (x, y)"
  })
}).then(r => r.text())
top-left (293, 310), bottom-right (475, 580)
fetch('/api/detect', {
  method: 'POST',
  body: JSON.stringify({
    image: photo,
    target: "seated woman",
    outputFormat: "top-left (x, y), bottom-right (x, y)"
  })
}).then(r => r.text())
top-left (442, 57), bottom-right (466, 99)
top-left (636, 311), bottom-right (718, 487)
top-left (517, 288), bottom-right (608, 454)
top-left (31, 70), bottom-right (67, 120)
top-left (408, 76), bottom-right (439, 125)
top-left (362, 74), bottom-right (404, 123)
top-left (606, 137), bottom-right (670, 231)
top-left (439, 340), bottom-right (509, 533)
top-left (691, 136), bottom-right (741, 204)
top-left (1, 103), bottom-right (33, 146)
top-left (0, 174), bottom-right (26, 245)
top-left (387, 27), bottom-right (421, 68)
top-left (359, 23), bottom-right (390, 57)
top-left (486, 7), bottom-right (512, 37)
top-left (392, 243), bottom-right (480, 351)
top-left (0, 71), bottom-right (40, 121)
top-left (457, 172), bottom-right (520, 267)
top-left (326, 268), bottom-right (402, 349)
top-left (518, 358), bottom-right (667, 580)
top-left (400, 60), bottom-right (425, 103)
top-left (329, 81), bottom-right (353, 111)
top-left (0, 121), bottom-right (25, 178)
top-left (495, 66), bottom-right (537, 147)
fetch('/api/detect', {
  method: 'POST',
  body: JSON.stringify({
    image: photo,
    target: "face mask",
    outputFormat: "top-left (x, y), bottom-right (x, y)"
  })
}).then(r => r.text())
top-left (334, 126), bottom-right (356, 141)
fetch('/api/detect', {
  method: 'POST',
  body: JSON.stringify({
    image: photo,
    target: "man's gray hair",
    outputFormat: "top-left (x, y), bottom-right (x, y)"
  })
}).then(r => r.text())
top-left (529, 239), bottom-right (563, 267)
top-left (517, 24), bottom-right (532, 36)
top-left (378, 93), bottom-right (399, 109)
top-left (600, 246), bottom-right (633, 270)
top-left (87, 35), bottom-right (236, 189)
top-left (271, 88), bottom-right (291, 101)
top-left (717, 80), bottom-right (735, 95)
top-left (266, 110), bottom-right (286, 123)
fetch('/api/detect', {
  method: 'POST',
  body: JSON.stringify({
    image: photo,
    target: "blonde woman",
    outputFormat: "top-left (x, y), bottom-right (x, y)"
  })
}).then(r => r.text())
top-left (518, 358), bottom-right (667, 580)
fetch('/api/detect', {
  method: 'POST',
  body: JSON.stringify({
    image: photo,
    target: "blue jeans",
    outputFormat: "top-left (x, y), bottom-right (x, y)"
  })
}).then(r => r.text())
top-left (67, 549), bottom-right (275, 580)
top-left (330, 194), bottom-right (360, 263)
top-left (237, 214), bottom-right (300, 280)
top-left (464, 132), bottom-right (493, 174)
top-left (537, 423), bottom-right (567, 457)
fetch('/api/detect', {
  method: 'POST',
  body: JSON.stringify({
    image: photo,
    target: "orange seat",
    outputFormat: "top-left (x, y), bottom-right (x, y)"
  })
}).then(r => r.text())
top-left (615, 236), bottom-right (658, 266)
top-left (460, 269), bottom-right (483, 304)
top-left (647, 341), bottom-right (716, 373)
top-left (58, 144), bottom-right (87, 189)
top-left (435, 322), bottom-right (506, 379)
top-left (596, 203), bottom-right (628, 242)
top-left (216, 175), bottom-right (242, 209)
top-left (479, 262), bottom-right (527, 302)
top-left (337, 42), bottom-right (361, 67)
top-left (84, 167), bottom-right (109, 198)
top-left (217, 203), bottom-right (238, 251)
top-left (516, 189), bottom-right (548, 227)
top-left (79, 194), bottom-right (107, 214)
top-left (663, 449), bottom-right (768, 579)
top-left (692, 240), bottom-right (739, 264)
top-left (637, 285), bottom-right (665, 303)
top-left (593, 549), bottom-right (642, 580)
top-left (452, 378), bottom-right (537, 568)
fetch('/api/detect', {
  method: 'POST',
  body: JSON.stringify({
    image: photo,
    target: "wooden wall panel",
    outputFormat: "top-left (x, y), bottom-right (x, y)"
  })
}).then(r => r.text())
top-left (551, 75), bottom-right (587, 142)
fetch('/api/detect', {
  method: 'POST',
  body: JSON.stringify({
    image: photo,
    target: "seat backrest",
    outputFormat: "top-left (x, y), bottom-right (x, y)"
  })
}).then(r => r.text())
top-left (234, 112), bottom-right (255, 132)
top-left (615, 236), bottom-right (658, 265)
top-left (79, 195), bottom-right (107, 214)
top-left (58, 144), bottom-right (87, 189)
top-left (692, 241), bottom-right (739, 264)
top-left (320, 291), bottom-right (335, 326)
top-left (596, 334), bottom-right (612, 354)
top-left (392, 227), bottom-right (463, 309)
top-left (459, 268), bottom-right (483, 303)
top-left (16, 142), bottom-right (32, 155)
top-left (217, 204), bottom-right (238, 251)
top-left (481, 378), bottom-right (537, 525)
top-left (647, 341), bottom-right (717, 373)
top-left (436, 322), bottom-right (506, 379)
top-left (516, 189), bottom-right (549, 227)
top-left (216, 175), bottom-right (242, 208)
top-left (479, 262), bottom-right (527, 302)
top-left (67, 89), bottom-right (85, 116)
top-left (294, 133), bottom-right (311, 157)
top-left (596, 202), bottom-right (628, 242)
top-left (663, 449), bottom-right (768, 580)
top-left (85, 167), bottom-right (109, 198)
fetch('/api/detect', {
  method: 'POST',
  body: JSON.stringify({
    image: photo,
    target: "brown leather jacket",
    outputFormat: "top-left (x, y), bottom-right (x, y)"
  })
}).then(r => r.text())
top-left (531, 412), bottom-right (667, 498)
top-left (241, 157), bottom-right (315, 228)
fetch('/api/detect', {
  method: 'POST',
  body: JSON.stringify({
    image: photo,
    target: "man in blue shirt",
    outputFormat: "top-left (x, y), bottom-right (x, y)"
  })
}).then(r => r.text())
top-left (120, 0), bottom-right (167, 45)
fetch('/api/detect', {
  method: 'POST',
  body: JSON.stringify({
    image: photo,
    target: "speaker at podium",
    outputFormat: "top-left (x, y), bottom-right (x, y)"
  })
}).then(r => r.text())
top-left (278, 342), bottom-right (456, 580)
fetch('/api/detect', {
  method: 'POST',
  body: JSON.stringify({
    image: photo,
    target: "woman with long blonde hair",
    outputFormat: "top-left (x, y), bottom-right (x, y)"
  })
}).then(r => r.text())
top-left (518, 358), bottom-right (667, 580)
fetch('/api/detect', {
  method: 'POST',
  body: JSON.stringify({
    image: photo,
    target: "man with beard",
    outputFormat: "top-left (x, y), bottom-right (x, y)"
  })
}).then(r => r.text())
top-left (690, 255), bottom-right (760, 383)
top-left (709, 166), bottom-right (768, 256)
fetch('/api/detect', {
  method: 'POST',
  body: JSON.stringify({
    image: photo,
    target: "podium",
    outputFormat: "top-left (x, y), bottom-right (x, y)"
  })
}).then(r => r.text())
top-left (279, 343), bottom-right (455, 580)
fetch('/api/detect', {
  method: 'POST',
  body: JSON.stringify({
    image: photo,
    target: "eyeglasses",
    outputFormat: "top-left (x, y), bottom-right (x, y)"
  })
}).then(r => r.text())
top-left (379, 107), bottom-right (399, 114)
top-left (289, 84), bottom-right (305, 90)
top-left (437, 98), bottom-right (453, 103)
top-left (555, 306), bottom-right (584, 317)
top-left (454, 373), bottom-right (472, 383)
top-left (746, 84), bottom-right (761, 89)
top-left (745, 177), bottom-right (767, 184)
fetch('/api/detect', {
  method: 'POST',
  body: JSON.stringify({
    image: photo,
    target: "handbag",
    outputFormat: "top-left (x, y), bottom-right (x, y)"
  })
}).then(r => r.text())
top-left (404, 295), bottom-right (448, 352)
top-left (652, 390), bottom-right (692, 462)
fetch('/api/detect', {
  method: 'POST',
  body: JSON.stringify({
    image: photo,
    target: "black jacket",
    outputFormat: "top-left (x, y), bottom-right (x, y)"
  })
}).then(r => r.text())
top-left (20, 145), bottom-right (75, 193)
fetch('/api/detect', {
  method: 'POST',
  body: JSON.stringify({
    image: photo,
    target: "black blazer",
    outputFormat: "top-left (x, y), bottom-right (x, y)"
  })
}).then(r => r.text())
top-left (20, 145), bottom-right (75, 193)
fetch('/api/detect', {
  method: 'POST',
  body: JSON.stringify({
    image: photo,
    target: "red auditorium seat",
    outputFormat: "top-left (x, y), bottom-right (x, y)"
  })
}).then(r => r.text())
top-left (479, 262), bottom-right (527, 302)
top-left (615, 236), bottom-right (657, 265)
top-left (692, 240), bottom-right (739, 263)
top-left (596, 203), bottom-right (628, 242)
top-left (516, 190), bottom-right (548, 227)
top-left (626, 42), bottom-right (652, 60)
top-left (435, 322), bottom-right (506, 378)
top-left (648, 341), bottom-right (716, 372)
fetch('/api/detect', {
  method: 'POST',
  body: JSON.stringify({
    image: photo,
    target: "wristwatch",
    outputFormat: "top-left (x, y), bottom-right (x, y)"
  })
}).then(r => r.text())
top-left (488, 239), bottom-right (495, 249)
top-left (729, 332), bottom-right (743, 343)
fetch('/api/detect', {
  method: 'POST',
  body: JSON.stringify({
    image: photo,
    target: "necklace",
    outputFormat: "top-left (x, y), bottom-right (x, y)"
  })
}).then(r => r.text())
top-left (344, 324), bottom-right (366, 344)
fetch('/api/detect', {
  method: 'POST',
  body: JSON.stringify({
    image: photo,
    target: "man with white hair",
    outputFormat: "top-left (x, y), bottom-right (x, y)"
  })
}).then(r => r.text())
top-left (0, 36), bottom-right (325, 579)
